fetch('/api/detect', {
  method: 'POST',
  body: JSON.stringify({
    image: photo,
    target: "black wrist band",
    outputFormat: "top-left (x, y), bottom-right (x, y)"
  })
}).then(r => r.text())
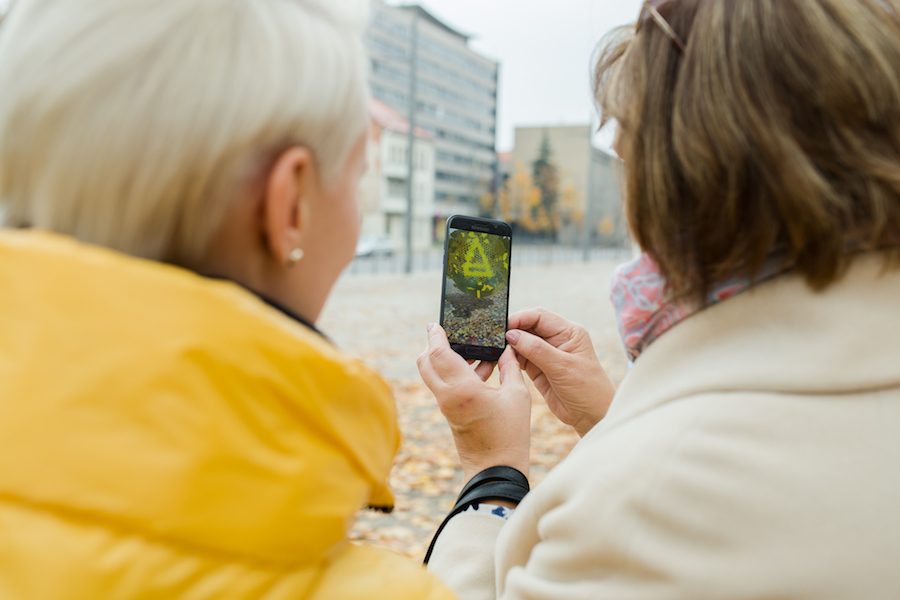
top-left (456, 465), bottom-right (529, 505)
top-left (423, 466), bottom-right (530, 565)
top-left (456, 481), bottom-right (529, 511)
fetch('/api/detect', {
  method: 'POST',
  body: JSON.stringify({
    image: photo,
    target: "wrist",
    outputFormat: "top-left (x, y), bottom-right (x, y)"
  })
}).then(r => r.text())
top-left (572, 381), bottom-right (615, 437)
top-left (460, 454), bottom-right (530, 482)
top-left (482, 499), bottom-right (518, 509)
top-left (573, 414), bottom-right (601, 437)
top-left (424, 465), bottom-right (530, 564)
top-left (451, 429), bottom-right (530, 480)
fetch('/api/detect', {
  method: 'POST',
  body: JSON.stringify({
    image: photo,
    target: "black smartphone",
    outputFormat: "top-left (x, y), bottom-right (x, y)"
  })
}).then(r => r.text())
top-left (439, 215), bottom-right (513, 361)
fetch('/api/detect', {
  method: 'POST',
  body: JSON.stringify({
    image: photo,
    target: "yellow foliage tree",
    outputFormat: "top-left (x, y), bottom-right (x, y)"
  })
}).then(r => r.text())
top-left (598, 216), bottom-right (616, 236)
top-left (557, 184), bottom-right (584, 231)
top-left (480, 192), bottom-right (496, 216)
top-left (480, 161), bottom-right (570, 237)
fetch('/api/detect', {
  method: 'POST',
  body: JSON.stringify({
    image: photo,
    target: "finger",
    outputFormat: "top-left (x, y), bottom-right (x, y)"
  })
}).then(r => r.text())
top-left (515, 353), bottom-right (539, 383)
top-left (416, 349), bottom-right (447, 393)
top-left (498, 346), bottom-right (527, 390)
top-left (516, 351), bottom-right (528, 370)
top-left (508, 308), bottom-right (571, 340)
top-left (506, 329), bottom-right (564, 376)
top-left (523, 360), bottom-right (544, 386)
top-left (474, 360), bottom-right (496, 382)
top-left (426, 324), bottom-right (471, 383)
top-left (530, 369), bottom-right (553, 398)
top-left (516, 353), bottom-right (551, 395)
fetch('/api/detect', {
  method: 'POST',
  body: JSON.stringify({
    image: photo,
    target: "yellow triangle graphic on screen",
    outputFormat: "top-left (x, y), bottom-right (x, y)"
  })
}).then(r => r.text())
top-left (463, 236), bottom-right (494, 278)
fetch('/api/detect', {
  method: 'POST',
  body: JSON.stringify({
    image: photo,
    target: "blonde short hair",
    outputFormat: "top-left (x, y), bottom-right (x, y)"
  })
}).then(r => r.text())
top-left (0, 0), bottom-right (370, 265)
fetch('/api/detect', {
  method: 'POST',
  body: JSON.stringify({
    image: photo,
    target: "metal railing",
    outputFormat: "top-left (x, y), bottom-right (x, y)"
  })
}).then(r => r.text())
top-left (344, 244), bottom-right (633, 276)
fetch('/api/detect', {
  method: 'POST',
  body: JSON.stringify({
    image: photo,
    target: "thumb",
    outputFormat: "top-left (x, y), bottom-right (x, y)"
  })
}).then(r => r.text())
top-left (498, 345), bottom-right (527, 390)
top-left (425, 323), bottom-right (465, 380)
top-left (427, 322), bottom-right (448, 348)
top-left (506, 329), bottom-right (562, 375)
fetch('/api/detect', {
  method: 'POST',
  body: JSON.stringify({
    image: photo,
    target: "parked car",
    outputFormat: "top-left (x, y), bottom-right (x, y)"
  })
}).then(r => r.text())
top-left (355, 234), bottom-right (395, 258)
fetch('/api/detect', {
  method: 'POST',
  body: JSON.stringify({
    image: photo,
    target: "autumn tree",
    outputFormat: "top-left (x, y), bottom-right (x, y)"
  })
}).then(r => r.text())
top-left (531, 134), bottom-right (560, 238)
top-left (480, 146), bottom-right (568, 238)
top-left (479, 192), bottom-right (496, 218)
top-left (486, 163), bottom-right (541, 232)
top-left (558, 184), bottom-right (584, 231)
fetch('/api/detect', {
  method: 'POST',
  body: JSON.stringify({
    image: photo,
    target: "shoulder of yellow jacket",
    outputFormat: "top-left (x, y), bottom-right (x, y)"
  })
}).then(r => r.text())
top-left (0, 228), bottom-right (371, 377)
top-left (308, 544), bottom-right (457, 600)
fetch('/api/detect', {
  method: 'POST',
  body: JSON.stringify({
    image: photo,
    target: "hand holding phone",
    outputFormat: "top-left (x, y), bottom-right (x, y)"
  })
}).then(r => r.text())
top-left (417, 323), bottom-right (531, 481)
top-left (506, 309), bottom-right (616, 437)
top-left (439, 215), bottom-right (513, 362)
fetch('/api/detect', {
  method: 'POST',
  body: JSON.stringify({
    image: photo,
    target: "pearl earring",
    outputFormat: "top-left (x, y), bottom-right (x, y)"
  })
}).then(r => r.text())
top-left (288, 248), bottom-right (305, 265)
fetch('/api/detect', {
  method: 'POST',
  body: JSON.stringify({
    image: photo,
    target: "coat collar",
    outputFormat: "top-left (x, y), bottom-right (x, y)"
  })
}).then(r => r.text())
top-left (601, 253), bottom-right (900, 429)
top-left (200, 273), bottom-right (327, 341)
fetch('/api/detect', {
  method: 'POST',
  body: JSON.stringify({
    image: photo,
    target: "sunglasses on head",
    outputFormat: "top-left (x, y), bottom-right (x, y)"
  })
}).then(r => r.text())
top-left (637, 0), bottom-right (687, 52)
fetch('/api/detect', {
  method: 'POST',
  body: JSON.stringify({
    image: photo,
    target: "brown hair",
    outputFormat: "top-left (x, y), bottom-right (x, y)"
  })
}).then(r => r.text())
top-left (596, 0), bottom-right (900, 299)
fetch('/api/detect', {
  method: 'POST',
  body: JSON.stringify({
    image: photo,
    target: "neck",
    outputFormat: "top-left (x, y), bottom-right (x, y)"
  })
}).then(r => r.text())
top-left (193, 251), bottom-right (327, 326)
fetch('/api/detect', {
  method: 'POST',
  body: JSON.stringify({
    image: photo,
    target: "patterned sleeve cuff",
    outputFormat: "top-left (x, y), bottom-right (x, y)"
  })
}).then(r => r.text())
top-left (461, 502), bottom-right (515, 521)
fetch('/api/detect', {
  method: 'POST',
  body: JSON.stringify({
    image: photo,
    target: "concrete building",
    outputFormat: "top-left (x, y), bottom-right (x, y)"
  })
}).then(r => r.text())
top-left (358, 100), bottom-right (436, 253)
top-left (366, 2), bottom-right (499, 229)
top-left (511, 125), bottom-right (628, 246)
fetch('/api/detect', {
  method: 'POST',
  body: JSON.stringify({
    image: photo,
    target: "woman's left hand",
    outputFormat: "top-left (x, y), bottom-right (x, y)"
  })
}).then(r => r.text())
top-left (417, 324), bottom-right (532, 481)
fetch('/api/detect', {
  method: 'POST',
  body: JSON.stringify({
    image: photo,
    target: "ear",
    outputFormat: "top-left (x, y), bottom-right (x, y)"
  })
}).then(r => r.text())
top-left (261, 147), bottom-right (318, 265)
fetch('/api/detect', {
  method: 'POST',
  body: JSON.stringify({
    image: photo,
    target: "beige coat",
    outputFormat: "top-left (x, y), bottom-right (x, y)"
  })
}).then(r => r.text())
top-left (429, 254), bottom-right (900, 599)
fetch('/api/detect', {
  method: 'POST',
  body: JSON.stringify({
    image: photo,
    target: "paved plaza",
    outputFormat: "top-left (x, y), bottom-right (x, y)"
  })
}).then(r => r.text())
top-left (319, 258), bottom-right (631, 558)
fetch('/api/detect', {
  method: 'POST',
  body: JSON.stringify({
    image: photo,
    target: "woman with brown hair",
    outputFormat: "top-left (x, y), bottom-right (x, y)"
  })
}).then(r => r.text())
top-left (418, 1), bottom-right (900, 598)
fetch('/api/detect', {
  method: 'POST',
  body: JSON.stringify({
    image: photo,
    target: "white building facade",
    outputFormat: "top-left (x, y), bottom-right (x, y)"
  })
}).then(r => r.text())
top-left (358, 100), bottom-right (436, 252)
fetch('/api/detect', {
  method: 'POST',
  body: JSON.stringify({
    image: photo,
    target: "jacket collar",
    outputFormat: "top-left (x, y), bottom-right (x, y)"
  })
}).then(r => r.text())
top-left (602, 253), bottom-right (900, 428)
top-left (254, 292), bottom-right (324, 337)
top-left (200, 273), bottom-right (328, 341)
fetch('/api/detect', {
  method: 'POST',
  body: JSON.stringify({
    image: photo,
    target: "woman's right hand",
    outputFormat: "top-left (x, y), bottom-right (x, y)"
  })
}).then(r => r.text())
top-left (506, 308), bottom-right (616, 437)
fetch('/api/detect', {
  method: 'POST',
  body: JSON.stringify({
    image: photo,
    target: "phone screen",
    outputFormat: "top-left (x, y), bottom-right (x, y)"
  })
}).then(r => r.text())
top-left (442, 227), bottom-right (512, 354)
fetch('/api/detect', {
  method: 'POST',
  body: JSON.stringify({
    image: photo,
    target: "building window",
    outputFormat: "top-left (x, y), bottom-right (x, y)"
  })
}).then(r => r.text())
top-left (388, 145), bottom-right (410, 166)
top-left (415, 148), bottom-right (430, 171)
top-left (388, 177), bottom-right (407, 198)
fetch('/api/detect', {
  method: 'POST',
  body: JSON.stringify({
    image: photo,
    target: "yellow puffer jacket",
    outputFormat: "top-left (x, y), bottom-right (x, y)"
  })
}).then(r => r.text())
top-left (0, 231), bottom-right (453, 599)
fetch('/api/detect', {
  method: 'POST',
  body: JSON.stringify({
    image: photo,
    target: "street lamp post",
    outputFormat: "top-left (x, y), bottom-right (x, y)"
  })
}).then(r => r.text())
top-left (583, 125), bottom-right (596, 262)
top-left (403, 10), bottom-right (420, 275)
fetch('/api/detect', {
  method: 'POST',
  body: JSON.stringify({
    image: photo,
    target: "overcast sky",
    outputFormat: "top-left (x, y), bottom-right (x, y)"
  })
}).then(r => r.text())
top-left (389, 0), bottom-right (644, 150)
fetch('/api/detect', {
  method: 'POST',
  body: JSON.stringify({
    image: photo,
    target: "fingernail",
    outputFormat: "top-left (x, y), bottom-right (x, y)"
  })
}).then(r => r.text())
top-left (427, 322), bottom-right (436, 332)
top-left (506, 330), bottom-right (520, 344)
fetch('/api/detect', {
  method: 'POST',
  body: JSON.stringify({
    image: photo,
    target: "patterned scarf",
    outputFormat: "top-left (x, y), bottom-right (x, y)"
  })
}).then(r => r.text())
top-left (611, 253), bottom-right (790, 361)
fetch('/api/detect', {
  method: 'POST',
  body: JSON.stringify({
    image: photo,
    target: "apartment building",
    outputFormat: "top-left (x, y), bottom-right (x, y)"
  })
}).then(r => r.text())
top-left (367, 2), bottom-right (499, 230)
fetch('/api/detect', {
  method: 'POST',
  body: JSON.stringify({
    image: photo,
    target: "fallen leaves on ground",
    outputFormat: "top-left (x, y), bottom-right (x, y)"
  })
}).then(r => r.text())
top-left (443, 287), bottom-right (508, 347)
top-left (350, 378), bottom-right (580, 560)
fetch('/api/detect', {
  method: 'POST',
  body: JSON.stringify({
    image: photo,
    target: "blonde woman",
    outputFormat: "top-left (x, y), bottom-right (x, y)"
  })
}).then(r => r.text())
top-left (0, 0), bottom-right (451, 598)
top-left (419, 0), bottom-right (900, 598)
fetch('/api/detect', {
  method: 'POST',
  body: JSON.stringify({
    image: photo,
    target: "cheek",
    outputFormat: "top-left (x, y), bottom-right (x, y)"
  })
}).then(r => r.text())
top-left (323, 180), bottom-right (361, 258)
top-left (340, 180), bottom-right (362, 233)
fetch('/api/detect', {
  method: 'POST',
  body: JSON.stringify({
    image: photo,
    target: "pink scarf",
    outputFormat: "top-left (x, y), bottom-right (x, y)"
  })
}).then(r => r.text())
top-left (611, 253), bottom-right (789, 361)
